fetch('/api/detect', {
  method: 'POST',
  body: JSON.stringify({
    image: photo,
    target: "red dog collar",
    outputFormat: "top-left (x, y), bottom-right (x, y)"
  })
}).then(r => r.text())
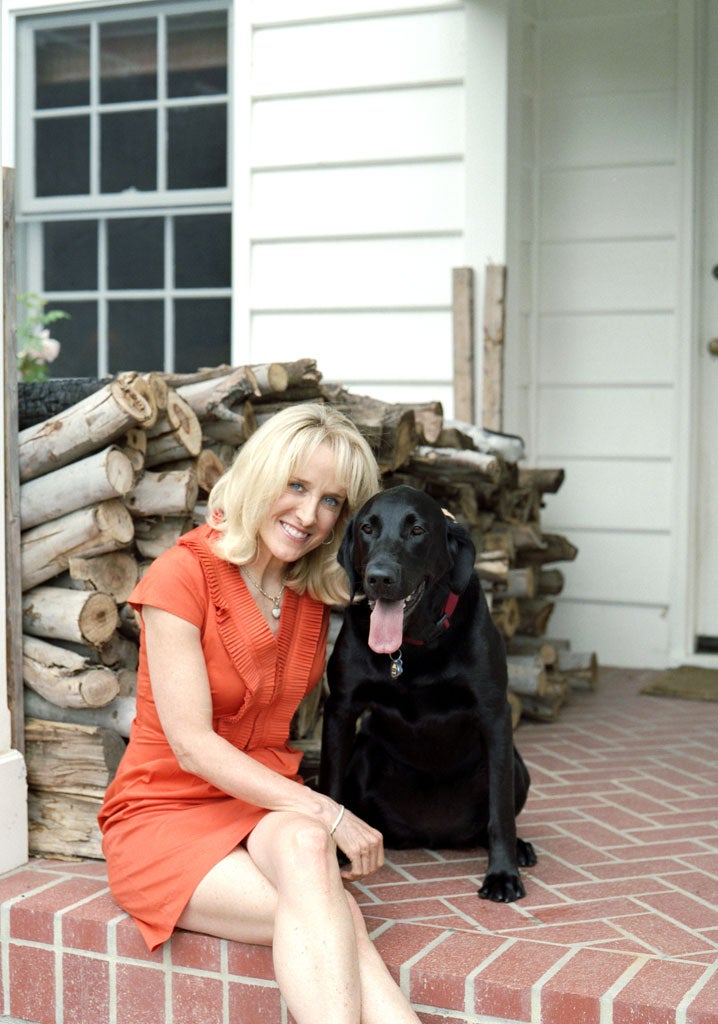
top-left (403, 591), bottom-right (460, 647)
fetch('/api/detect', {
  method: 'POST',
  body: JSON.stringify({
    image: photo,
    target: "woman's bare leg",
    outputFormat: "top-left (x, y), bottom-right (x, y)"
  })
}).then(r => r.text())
top-left (176, 811), bottom-right (420, 1024)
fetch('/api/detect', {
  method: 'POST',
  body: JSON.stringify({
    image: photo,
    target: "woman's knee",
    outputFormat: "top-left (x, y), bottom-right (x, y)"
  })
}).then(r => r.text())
top-left (251, 811), bottom-right (338, 885)
top-left (284, 815), bottom-right (336, 866)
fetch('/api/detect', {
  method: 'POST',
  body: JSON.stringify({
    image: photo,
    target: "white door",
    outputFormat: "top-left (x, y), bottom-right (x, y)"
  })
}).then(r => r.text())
top-left (695, 1), bottom-right (718, 652)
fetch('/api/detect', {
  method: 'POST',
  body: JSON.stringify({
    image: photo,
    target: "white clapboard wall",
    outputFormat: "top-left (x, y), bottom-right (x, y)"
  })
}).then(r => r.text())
top-left (239, 0), bottom-right (467, 412)
top-left (513, 0), bottom-right (682, 667)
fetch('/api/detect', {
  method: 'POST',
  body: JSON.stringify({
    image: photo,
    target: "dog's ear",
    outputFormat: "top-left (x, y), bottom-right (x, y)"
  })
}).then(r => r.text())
top-left (337, 514), bottom-right (361, 600)
top-left (446, 519), bottom-right (476, 594)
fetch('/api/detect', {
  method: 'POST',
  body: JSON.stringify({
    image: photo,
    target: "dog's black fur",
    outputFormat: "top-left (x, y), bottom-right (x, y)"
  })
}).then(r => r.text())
top-left (319, 485), bottom-right (536, 902)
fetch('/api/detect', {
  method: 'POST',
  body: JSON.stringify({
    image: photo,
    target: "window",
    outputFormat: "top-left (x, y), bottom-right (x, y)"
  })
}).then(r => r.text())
top-left (16, 2), bottom-right (231, 376)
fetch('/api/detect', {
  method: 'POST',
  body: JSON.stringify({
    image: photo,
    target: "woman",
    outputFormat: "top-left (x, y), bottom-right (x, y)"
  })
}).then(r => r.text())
top-left (99, 403), bottom-right (422, 1024)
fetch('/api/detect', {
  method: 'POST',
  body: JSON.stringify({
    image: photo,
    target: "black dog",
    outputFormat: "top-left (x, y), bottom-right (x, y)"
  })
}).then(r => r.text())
top-left (319, 485), bottom-right (536, 902)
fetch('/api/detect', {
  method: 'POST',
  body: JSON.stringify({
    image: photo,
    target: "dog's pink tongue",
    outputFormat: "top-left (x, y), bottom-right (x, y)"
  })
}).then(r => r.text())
top-left (369, 599), bottom-right (405, 654)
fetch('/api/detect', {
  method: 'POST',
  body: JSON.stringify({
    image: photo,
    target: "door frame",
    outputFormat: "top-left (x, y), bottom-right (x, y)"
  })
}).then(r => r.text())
top-left (670, 0), bottom-right (718, 666)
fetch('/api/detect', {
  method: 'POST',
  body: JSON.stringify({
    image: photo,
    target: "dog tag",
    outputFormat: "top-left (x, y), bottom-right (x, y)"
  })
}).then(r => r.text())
top-left (390, 650), bottom-right (403, 679)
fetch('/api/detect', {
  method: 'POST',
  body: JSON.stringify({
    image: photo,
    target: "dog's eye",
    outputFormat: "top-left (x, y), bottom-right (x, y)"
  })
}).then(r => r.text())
top-left (410, 526), bottom-right (426, 536)
top-left (361, 523), bottom-right (373, 535)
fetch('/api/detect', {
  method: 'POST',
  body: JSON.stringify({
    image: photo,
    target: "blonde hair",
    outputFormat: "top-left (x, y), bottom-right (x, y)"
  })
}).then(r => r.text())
top-left (207, 402), bottom-right (381, 605)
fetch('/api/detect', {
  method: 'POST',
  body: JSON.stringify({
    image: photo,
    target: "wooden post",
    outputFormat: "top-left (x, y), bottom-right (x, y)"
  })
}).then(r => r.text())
top-left (482, 263), bottom-right (507, 432)
top-left (3, 167), bottom-right (24, 754)
top-left (452, 267), bottom-right (475, 423)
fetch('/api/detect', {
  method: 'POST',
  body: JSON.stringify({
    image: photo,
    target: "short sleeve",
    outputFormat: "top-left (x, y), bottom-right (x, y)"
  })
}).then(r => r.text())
top-left (128, 543), bottom-right (208, 629)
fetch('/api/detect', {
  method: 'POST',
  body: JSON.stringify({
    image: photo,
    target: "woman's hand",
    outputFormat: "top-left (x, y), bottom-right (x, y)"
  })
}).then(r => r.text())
top-left (331, 806), bottom-right (385, 880)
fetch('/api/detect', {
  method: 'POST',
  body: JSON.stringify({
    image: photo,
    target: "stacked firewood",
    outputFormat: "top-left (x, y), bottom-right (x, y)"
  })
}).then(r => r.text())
top-left (17, 360), bottom-right (596, 858)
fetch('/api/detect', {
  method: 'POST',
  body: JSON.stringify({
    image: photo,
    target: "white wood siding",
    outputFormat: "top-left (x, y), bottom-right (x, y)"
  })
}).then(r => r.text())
top-left (518, 0), bottom-right (682, 667)
top-left (239, 1), bottom-right (467, 409)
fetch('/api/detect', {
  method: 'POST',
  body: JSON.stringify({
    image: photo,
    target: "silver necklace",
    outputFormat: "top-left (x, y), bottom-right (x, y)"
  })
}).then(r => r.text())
top-left (242, 567), bottom-right (286, 619)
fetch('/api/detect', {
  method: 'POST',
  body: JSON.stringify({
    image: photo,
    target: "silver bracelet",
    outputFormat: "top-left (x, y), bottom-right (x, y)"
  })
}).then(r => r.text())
top-left (329, 804), bottom-right (345, 836)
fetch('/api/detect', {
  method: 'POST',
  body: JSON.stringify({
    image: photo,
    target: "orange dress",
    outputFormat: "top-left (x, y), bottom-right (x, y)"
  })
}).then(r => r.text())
top-left (98, 523), bottom-right (329, 951)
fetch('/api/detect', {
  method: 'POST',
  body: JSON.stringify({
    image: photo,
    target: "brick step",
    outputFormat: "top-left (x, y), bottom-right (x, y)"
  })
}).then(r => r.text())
top-left (2, 669), bottom-right (717, 1023)
top-left (1, 852), bottom-right (716, 1024)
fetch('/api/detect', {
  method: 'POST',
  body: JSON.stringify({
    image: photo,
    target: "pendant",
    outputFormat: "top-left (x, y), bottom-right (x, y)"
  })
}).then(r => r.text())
top-left (272, 606), bottom-right (281, 619)
top-left (390, 650), bottom-right (403, 679)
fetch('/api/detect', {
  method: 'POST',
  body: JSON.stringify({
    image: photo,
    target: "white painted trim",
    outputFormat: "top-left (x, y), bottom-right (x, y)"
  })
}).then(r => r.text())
top-left (669, 0), bottom-right (710, 666)
top-left (231, 0), bottom-right (252, 363)
top-left (0, 752), bottom-right (29, 874)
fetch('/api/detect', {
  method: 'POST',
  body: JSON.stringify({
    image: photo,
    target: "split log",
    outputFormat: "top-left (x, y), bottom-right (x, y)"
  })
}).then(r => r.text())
top-left (517, 599), bottom-right (555, 638)
top-left (475, 551), bottom-right (510, 585)
top-left (18, 371), bottom-right (156, 482)
top-left (121, 427), bottom-right (147, 458)
top-left (195, 448), bottom-right (228, 493)
top-left (171, 449), bottom-right (228, 495)
top-left (25, 717), bottom-right (125, 795)
top-left (441, 419), bottom-right (525, 463)
top-left (276, 358), bottom-right (323, 391)
top-left (22, 586), bottom-right (118, 647)
top-left (117, 602), bottom-right (141, 642)
top-left (507, 636), bottom-right (569, 667)
top-left (175, 365), bottom-right (261, 421)
top-left (22, 635), bottom-right (120, 709)
top-left (557, 650), bottom-right (598, 690)
top-left (406, 446), bottom-right (503, 484)
top-left (498, 567), bottom-right (537, 600)
top-left (28, 789), bottom-right (106, 858)
top-left (322, 388), bottom-right (418, 473)
top-left (144, 391), bottom-right (203, 466)
top-left (200, 406), bottom-right (257, 445)
top-left (124, 466), bottom-right (199, 518)
top-left (21, 500), bottom-right (135, 591)
top-left (487, 522), bottom-right (545, 553)
top-left (20, 445), bottom-right (135, 530)
top-left (518, 467), bottom-right (565, 495)
top-left (96, 631), bottom-right (139, 671)
top-left (133, 515), bottom-right (194, 558)
top-left (25, 687), bottom-right (137, 738)
top-left (491, 597), bottom-right (520, 639)
top-left (519, 677), bottom-right (571, 722)
top-left (399, 402), bottom-right (444, 445)
top-left (67, 551), bottom-right (139, 603)
top-left (517, 534), bottom-right (578, 566)
top-left (537, 568), bottom-right (565, 596)
top-left (144, 372), bottom-right (169, 415)
top-left (506, 654), bottom-right (548, 697)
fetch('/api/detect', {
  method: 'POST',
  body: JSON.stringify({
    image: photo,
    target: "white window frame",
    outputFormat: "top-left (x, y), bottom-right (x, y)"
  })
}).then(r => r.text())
top-left (14, 0), bottom-right (233, 376)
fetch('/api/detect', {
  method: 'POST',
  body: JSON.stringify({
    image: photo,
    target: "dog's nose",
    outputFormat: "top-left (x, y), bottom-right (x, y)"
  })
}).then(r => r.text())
top-left (365, 565), bottom-right (398, 592)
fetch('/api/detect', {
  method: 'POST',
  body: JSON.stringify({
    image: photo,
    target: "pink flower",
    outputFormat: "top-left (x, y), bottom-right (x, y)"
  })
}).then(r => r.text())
top-left (40, 330), bottom-right (61, 364)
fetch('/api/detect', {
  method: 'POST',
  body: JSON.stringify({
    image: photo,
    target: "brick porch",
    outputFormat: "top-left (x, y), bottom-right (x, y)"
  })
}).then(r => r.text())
top-left (1, 667), bottom-right (716, 1024)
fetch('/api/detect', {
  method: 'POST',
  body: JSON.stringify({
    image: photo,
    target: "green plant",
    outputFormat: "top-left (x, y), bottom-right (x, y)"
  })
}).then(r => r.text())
top-left (16, 292), bottom-right (69, 382)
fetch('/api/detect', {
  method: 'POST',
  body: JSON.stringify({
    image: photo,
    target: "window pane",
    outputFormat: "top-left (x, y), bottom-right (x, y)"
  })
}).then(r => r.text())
top-left (108, 218), bottom-right (164, 290)
top-left (100, 19), bottom-right (157, 104)
top-left (109, 301), bottom-right (164, 372)
top-left (168, 105), bottom-right (226, 190)
top-left (168, 11), bottom-right (227, 98)
top-left (175, 214), bottom-right (230, 288)
top-left (174, 298), bottom-right (230, 372)
top-left (44, 221), bottom-right (98, 291)
top-left (36, 117), bottom-right (90, 196)
top-left (35, 26), bottom-right (90, 109)
top-left (44, 301), bottom-right (98, 377)
top-left (101, 110), bottom-right (156, 193)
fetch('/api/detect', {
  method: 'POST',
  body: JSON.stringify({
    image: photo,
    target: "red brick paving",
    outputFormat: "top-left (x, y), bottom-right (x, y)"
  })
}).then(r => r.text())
top-left (0, 667), bottom-right (716, 1022)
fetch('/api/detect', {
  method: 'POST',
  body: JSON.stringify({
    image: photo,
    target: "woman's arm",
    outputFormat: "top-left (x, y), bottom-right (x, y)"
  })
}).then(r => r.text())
top-left (144, 605), bottom-right (382, 879)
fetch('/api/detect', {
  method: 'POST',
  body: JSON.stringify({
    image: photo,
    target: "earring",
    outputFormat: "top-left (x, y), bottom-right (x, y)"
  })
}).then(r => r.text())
top-left (322, 528), bottom-right (336, 546)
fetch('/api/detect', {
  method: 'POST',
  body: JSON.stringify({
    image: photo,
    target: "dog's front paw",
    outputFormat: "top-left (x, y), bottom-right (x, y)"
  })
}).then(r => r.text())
top-left (517, 838), bottom-right (537, 867)
top-left (478, 870), bottom-right (526, 903)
